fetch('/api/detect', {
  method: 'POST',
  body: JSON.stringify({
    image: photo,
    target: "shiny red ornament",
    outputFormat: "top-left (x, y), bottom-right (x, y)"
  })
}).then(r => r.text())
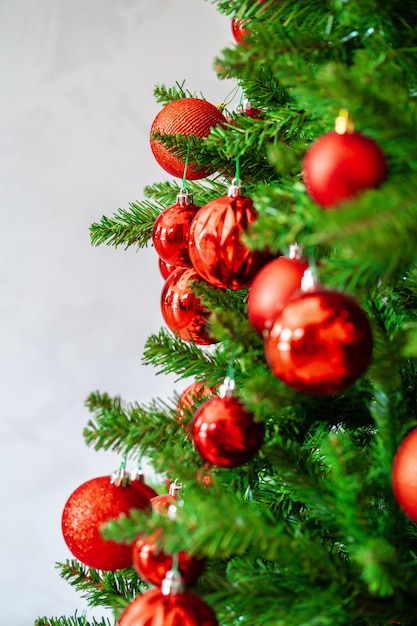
top-left (161, 267), bottom-right (216, 345)
top-left (192, 380), bottom-right (264, 467)
top-left (264, 287), bottom-right (373, 396)
top-left (392, 428), bottom-right (417, 523)
top-left (132, 529), bottom-right (206, 587)
top-left (177, 381), bottom-right (217, 434)
top-left (152, 191), bottom-right (201, 268)
top-left (231, 17), bottom-right (251, 46)
top-left (159, 257), bottom-right (176, 280)
top-left (150, 98), bottom-right (226, 180)
top-left (302, 125), bottom-right (387, 209)
top-left (247, 245), bottom-right (309, 335)
top-left (188, 183), bottom-right (266, 290)
top-left (61, 476), bottom-right (152, 571)
top-left (118, 587), bottom-right (219, 626)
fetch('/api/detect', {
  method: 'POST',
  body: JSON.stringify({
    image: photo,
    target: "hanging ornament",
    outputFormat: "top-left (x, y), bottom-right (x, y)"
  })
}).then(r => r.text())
top-left (302, 109), bottom-right (388, 208)
top-left (192, 376), bottom-right (264, 467)
top-left (150, 98), bottom-right (226, 180)
top-left (132, 529), bottom-right (206, 587)
top-left (118, 571), bottom-right (219, 626)
top-left (151, 481), bottom-right (181, 515)
top-left (247, 243), bottom-right (309, 336)
top-left (177, 381), bottom-right (217, 434)
top-left (188, 180), bottom-right (266, 290)
top-left (161, 267), bottom-right (216, 345)
top-left (158, 257), bottom-right (176, 280)
top-left (152, 190), bottom-right (201, 268)
top-left (392, 428), bottom-right (417, 523)
top-left (231, 17), bottom-right (251, 46)
top-left (61, 473), bottom-right (152, 571)
top-left (264, 270), bottom-right (373, 396)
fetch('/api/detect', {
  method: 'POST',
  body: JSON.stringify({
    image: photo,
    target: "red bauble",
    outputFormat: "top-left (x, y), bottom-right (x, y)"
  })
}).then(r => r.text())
top-left (192, 390), bottom-right (264, 467)
top-left (188, 185), bottom-right (266, 290)
top-left (150, 98), bottom-right (226, 180)
top-left (302, 129), bottom-right (387, 208)
top-left (61, 476), bottom-right (152, 571)
top-left (231, 18), bottom-right (251, 46)
top-left (177, 382), bottom-right (217, 433)
top-left (247, 246), bottom-right (309, 335)
top-left (159, 257), bottom-right (176, 280)
top-left (264, 288), bottom-right (373, 396)
top-left (161, 267), bottom-right (216, 345)
top-left (151, 494), bottom-right (177, 515)
top-left (118, 587), bottom-right (219, 626)
top-left (132, 530), bottom-right (206, 587)
top-left (152, 192), bottom-right (201, 268)
top-left (392, 428), bottom-right (417, 523)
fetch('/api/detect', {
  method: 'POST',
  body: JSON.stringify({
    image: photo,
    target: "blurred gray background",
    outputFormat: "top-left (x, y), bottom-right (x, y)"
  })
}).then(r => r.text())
top-left (0, 1), bottom-right (231, 622)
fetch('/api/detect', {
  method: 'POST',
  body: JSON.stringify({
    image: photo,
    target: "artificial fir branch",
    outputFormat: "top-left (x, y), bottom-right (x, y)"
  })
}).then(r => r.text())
top-left (89, 200), bottom-right (160, 249)
top-left (35, 616), bottom-right (113, 626)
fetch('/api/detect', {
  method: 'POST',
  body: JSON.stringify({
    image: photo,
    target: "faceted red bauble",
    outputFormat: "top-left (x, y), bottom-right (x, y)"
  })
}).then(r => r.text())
top-left (61, 476), bottom-right (152, 571)
top-left (161, 267), bottom-right (216, 345)
top-left (192, 396), bottom-right (264, 467)
top-left (264, 289), bottom-right (373, 396)
top-left (118, 588), bottom-right (219, 626)
top-left (247, 253), bottom-right (309, 335)
top-left (392, 428), bottom-right (417, 523)
top-left (132, 530), bottom-right (206, 587)
top-left (150, 98), bottom-right (226, 180)
top-left (152, 193), bottom-right (201, 268)
top-left (188, 192), bottom-right (265, 290)
top-left (159, 257), bottom-right (176, 280)
top-left (302, 130), bottom-right (388, 208)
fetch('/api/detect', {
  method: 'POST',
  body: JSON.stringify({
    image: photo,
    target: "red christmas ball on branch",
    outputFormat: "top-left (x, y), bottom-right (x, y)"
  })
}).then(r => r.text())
top-left (152, 191), bottom-right (201, 269)
top-left (247, 244), bottom-right (309, 335)
top-left (302, 111), bottom-right (388, 209)
top-left (264, 282), bottom-right (373, 396)
top-left (177, 381), bottom-right (217, 434)
top-left (192, 377), bottom-right (264, 467)
top-left (61, 475), bottom-right (152, 571)
top-left (160, 267), bottom-right (216, 345)
top-left (150, 98), bottom-right (226, 180)
top-left (392, 428), bottom-right (417, 523)
top-left (118, 586), bottom-right (219, 626)
top-left (188, 181), bottom-right (267, 290)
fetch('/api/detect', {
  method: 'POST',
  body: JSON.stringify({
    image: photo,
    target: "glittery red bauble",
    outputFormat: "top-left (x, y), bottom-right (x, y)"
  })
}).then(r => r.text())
top-left (247, 253), bottom-right (309, 335)
top-left (118, 588), bottom-right (219, 626)
top-left (192, 395), bottom-right (264, 467)
top-left (150, 98), bottom-right (226, 180)
top-left (158, 257), bottom-right (176, 280)
top-left (161, 267), bottom-right (216, 345)
top-left (264, 289), bottom-right (373, 396)
top-left (152, 194), bottom-right (201, 268)
top-left (302, 130), bottom-right (388, 208)
top-left (61, 476), bottom-right (152, 571)
top-left (188, 191), bottom-right (265, 290)
top-left (132, 530), bottom-right (206, 587)
top-left (392, 429), bottom-right (417, 523)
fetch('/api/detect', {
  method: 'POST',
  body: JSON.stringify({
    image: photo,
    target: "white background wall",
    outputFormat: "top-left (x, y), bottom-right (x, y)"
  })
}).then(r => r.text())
top-left (0, 1), bottom-right (232, 622)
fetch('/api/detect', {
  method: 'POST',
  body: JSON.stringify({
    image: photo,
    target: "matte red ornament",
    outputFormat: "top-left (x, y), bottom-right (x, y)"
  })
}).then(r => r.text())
top-left (192, 378), bottom-right (264, 467)
top-left (161, 267), bottom-right (216, 345)
top-left (264, 287), bottom-right (373, 396)
top-left (132, 529), bottom-right (206, 587)
top-left (158, 257), bottom-right (176, 280)
top-left (247, 244), bottom-right (309, 335)
top-left (61, 476), bottom-right (152, 571)
top-left (152, 191), bottom-right (201, 268)
top-left (302, 115), bottom-right (387, 208)
top-left (188, 182), bottom-right (266, 290)
top-left (150, 98), bottom-right (226, 180)
top-left (392, 428), bottom-right (417, 523)
top-left (118, 587), bottom-right (219, 626)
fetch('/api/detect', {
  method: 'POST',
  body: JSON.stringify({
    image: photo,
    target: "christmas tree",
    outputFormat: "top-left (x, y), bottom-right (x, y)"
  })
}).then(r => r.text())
top-left (36, 0), bottom-right (417, 624)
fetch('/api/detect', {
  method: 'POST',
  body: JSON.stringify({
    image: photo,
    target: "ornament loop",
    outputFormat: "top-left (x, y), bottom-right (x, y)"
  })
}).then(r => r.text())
top-left (301, 268), bottom-right (318, 292)
top-left (219, 376), bottom-right (236, 398)
top-left (176, 189), bottom-right (193, 205)
top-left (228, 179), bottom-right (243, 197)
top-left (288, 242), bottom-right (304, 260)
top-left (161, 569), bottom-right (184, 596)
top-left (335, 109), bottom-right (355, 135)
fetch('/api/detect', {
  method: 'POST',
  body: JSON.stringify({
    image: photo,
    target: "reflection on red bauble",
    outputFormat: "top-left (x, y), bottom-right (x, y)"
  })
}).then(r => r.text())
top-left (158, 257), bottom-right (176, 280)
top-left (132, 529), bottom-right (206, 587)
top-left (61, 476), bottom-right (152, 571)
top-left (231, 18), bottom-right (251, 45)
top-left (118, 587), bottom-right (219, 626)
top-left (161, 267), bottom-right (216, 345)
top-left (150, 98), bottom-right (226, 180)
top-left (392, 428), bottom-right (417, 523)
top-left (264, 288), bottom-right (373, 396)
top-left (192, 395), bottom-right (264, 467)
top-left (302, 129), bottom-right (387, 208)
top-left (152, 192), bottom-right (201, 268)
top-left (188, 188), bottom-right (266, 290)
top-left (247, 249), bottom-right (309, 335)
